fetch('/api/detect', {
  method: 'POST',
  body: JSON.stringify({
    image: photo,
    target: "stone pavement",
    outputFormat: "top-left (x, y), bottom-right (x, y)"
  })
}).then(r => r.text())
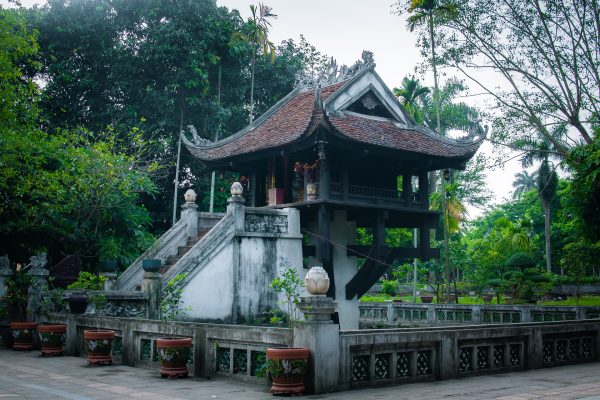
top-left (1, 349), bottom-right (599, 400)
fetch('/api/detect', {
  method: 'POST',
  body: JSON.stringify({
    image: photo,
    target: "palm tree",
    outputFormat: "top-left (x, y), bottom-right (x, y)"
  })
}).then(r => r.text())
top-left (393, 76), bottom-right (430, 124)
top-left (405, 0), bottom-right (458, 134)
top-left (512, 170), bottom-right (538, 200)
top-left (538, 159), bottom-right (558, 273)
top-left (231, 4), bottom-right (277, 124)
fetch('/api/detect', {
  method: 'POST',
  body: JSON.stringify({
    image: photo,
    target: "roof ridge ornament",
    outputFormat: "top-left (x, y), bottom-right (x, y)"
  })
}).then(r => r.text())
top-left (182, 125), bottom-right (213, 147)
top-left (294, 50), bottom-right (376, 90)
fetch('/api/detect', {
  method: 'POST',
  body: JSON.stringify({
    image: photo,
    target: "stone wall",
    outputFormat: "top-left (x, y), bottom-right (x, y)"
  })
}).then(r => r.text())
top-left (167, 200), bottom-right (304, 323)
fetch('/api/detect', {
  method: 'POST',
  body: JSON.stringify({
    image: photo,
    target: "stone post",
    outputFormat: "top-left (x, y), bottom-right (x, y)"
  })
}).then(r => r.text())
top-left (27, 253), bottom-right (49, 322)
top-left (294, 266), bottom-right (340, 394)
top-left (296, 296), bottom-right (339, 394)
top-left (102, 272), bottom-right (117, 291)
top-left (0, 255), bottom-right (11, 298)
top-left (227, 182), bottom-right (245, 234)
top-left (181, 189), bottom-right (199, 238)
top-left (142, 271), bottom-right (161, 320)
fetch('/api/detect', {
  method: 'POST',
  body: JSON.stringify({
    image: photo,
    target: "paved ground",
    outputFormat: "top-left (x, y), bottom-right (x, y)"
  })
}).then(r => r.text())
top-left (1, 349), bottom-right (600, 399)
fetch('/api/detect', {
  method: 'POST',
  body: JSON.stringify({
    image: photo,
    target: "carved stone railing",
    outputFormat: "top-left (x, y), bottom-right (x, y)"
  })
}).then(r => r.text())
top-left (359, 302), bottom-right (600, 327)
top-left (161, 212), bottom-right (235, 287)
top-left (71, 290), bottom-right (149, 318)
top-left (339, 319), bottom-right (600, 389)
top-left (117, 219), bottom-right (189, 291)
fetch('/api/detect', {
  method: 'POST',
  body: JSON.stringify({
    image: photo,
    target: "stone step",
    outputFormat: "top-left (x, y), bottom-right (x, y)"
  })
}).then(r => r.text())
top-left (178, 246), bottom-right (193, 256)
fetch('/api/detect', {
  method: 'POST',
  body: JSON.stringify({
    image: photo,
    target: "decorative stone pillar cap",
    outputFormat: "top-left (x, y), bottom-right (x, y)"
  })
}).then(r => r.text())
top-left (305, 266), bottom-right (330, 295)
top-left (230, 182), bottom-right (243, 197)
top-left (184, 189), bottom-right (197, 203)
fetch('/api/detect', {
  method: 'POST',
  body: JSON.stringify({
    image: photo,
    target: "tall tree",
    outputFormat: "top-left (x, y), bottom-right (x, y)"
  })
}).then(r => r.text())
top-left (512, 170), bottom-right (538, 200)
top-left (399, 0), bottom-right (459, 134)
top-left (537, 159), bottom-right (558, 273)
top-left (393, 76), bottom-right (430, 123)
top-left (438, 0), bottom-right (599, 160)
top-left (230, 3), bottom-right (277, 124)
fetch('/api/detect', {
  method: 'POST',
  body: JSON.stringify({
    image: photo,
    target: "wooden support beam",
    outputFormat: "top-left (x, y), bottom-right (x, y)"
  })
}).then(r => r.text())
top-left (302, 245), bottom-right (316, 257)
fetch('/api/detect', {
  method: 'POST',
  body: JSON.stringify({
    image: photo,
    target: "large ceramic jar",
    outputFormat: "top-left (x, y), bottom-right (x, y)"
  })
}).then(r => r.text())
top-left (266, 347), bottom-right (310, 395)
top-left (10, 322), bottom-right (38, 351)
top-left (38, 324), bottom-right (66, 356)
top-left (156, 337), bottom-right (192, 378)
top-left (84, 329), bottom-right (115, 366)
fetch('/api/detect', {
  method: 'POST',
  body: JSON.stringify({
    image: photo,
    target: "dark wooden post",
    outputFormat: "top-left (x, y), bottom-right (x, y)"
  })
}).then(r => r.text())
top-left (419, 171), bottom-right (429, 209)
top-left (402, 174), bottom-right (411, 204)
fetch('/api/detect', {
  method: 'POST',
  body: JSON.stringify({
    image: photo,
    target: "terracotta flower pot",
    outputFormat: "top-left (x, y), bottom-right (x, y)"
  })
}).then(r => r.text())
top-left (156, 337), bottom-right (192, 378)
top-left (10, 322), bottom-right (38, 351)
top-left (84, 330), bottom-right (115, 366)
top-left (481, 293), bottom-right (493, 303)
top-left (38, 324), bottom-right (66, 356)
top-left (266, 347), bottom-right (310, 395)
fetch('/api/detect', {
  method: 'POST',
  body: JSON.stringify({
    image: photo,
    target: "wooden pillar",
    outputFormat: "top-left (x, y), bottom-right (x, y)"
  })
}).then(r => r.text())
top-left (402, 174), bottom-right (411, 203)
top-left (342, 162), bottom-right (349, 201)
top-left (250, 171), bottom-right (257, 207)
top-left (419, 171), bottom-right (429, 209)
top-left (319, 158), bottom-right (330, 200)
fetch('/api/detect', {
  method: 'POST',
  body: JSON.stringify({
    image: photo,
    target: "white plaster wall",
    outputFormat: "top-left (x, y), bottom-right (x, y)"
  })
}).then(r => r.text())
top-left (237, 236), bottom-right (304, 322)
top-left (181, 244), bottom-right (234, 321)
top-left (330, 211), bottom-right (359, 330)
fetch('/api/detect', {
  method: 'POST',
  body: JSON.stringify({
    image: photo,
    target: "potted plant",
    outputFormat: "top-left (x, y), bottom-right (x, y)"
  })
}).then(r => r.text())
top-left (37, 281), bottom-right (67, 356)
top-left (156, 273), bottom-right (192, 378)
top-left (67, 272), bottom-right (113, 365)
top-left (66, 272), bottom-right (107, 314)
top-left (83, 292), bottom-right (113, 365)
top-left (304, 161), bottom-right (319, 201)
top-left (142, 259), bottom-right (162, 273)
top-left (97, 237), bottom-right (119, 273)
top-left (4, 270), bottom-right (37, 350)
top-left (266, 267), bottom-right (309, 395)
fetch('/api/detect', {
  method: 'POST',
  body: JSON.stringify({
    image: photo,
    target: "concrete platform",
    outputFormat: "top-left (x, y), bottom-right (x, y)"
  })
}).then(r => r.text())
top-left (0, 348), bottom-right (599, 399)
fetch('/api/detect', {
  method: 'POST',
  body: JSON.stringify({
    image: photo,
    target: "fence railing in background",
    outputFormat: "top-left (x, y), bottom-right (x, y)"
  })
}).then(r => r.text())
top-left (359, 302), bottom-right (600, 327)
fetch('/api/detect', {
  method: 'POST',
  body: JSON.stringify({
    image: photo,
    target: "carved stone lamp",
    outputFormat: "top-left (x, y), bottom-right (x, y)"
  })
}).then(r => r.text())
top-left (304, 266), bottom-right (330, 296)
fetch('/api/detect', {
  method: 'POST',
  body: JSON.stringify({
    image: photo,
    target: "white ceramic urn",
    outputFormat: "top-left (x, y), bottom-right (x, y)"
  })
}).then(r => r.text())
top-left (305, 266), bottom-right (330, 295)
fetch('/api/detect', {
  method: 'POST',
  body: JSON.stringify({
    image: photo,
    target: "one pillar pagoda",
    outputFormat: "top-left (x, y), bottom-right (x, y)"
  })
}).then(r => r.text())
top-left (184, 53), bottom-right (483, 329)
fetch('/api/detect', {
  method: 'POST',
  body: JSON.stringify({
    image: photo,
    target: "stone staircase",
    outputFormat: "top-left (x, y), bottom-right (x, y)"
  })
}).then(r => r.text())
top-left (160, 229), bottom-right (209, 274)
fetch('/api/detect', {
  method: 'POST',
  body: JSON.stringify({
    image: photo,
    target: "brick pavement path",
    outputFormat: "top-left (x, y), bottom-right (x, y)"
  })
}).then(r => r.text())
top-left (1, 349), bottom-right (599, 399)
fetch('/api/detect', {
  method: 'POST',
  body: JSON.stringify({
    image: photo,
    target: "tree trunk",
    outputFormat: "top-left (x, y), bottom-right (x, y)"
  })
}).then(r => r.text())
top-left (249, 50), bottom-right (256, 124)
top-left (429, 12), bottom-right (441, 134)
top-left (543, 198), bottom-right (552, 273)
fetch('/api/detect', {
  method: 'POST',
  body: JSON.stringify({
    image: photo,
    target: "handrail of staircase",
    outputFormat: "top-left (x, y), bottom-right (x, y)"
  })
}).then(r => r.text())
top-left (161, 212), bottom-right (235, 287)
top-left (116, 219), bottom-right (189, 291)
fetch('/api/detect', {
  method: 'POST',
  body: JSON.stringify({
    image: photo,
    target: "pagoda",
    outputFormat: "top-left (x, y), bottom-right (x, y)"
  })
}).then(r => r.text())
top-left (184, 53), bottom-right (483, 329)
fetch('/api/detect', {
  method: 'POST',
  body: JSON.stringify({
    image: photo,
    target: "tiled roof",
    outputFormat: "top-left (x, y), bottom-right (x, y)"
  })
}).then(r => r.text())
top-left (187, 82), bottom-right (344, 161)
top-left (186, 77), bottom-right (481, 163)
top-left (327, 113), bottom-right (480, 158)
